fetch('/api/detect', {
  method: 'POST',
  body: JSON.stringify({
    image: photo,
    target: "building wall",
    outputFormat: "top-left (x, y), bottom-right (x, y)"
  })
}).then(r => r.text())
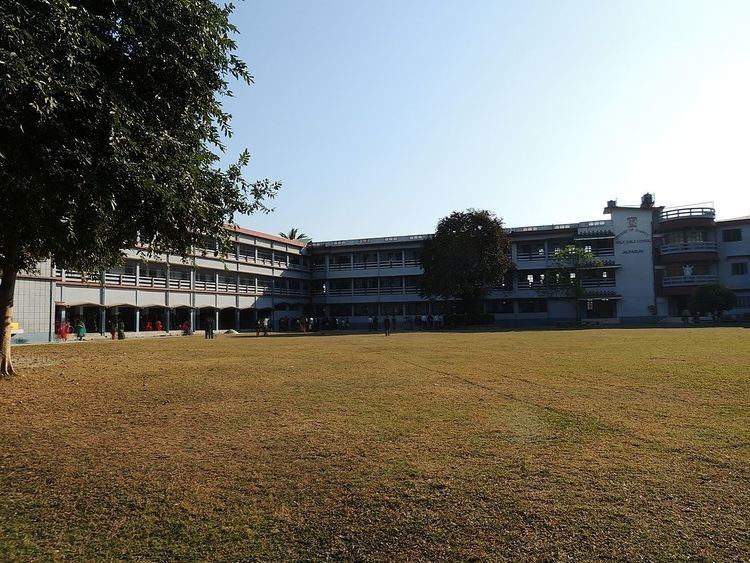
top-left (609, 207), bottom-right (658, 322)
top-left (11, 276), bottom-right (55, 344)
top-left (7, 200), bottom-right (750, 341)
top-left (717, 220), bottom-right (750, 314)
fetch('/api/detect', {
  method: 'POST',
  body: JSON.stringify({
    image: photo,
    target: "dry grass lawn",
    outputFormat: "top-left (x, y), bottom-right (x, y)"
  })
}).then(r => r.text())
top-left (1, 328), bottom-right (749, 560)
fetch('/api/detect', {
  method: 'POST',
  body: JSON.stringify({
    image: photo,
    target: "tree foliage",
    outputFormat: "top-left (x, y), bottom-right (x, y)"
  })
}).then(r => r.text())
top-left (419, 209), bottom-right (512, 312)
top-left (0, 0), bottom-right (278, 375)
top-left (541, 245), bottom-right (603, 323)
top-left (279, 228), bottom-right (311, 243)
top-left (689, 283), bottom-right (736, 317)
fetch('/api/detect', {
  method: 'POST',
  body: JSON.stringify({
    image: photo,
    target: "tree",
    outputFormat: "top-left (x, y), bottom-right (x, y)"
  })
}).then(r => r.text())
top-left (0, 1), bottom-right (279, 375)
top-left (542, 245), bottom-right (603, 324)
top-left (419, 209), bottom-right (512, 313)
top-left (279, 228), bottom-right (311, 243)
top-left (689, 283), bottom-right (736, 319)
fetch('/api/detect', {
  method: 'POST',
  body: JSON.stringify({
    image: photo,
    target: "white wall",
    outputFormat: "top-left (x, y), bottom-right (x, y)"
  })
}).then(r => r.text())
top-left (611, 208), bottom-right (657, 320)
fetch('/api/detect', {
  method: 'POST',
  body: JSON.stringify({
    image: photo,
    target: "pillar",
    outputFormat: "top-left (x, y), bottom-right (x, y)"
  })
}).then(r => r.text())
top-left (99, 307), bottom-right (106, 335)
top-left (234, 309), bottom-right (241, 331)
top-left (135, 309), bottom-right (140, 333)
top-left (165, 308), bottom-right (171, 332)
top-left (214, 309), bottom-right (219, 331)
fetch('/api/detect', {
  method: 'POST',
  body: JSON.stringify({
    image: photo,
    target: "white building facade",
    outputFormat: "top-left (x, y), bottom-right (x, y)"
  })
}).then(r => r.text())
top-left (8, 196), bottom-right (750, 343)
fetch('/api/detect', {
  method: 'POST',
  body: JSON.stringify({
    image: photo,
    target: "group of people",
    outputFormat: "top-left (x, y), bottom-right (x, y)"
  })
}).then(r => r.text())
top-left (55, 319), bottom-right (88, 341)
top-left (409, 313), bottom-right (444, 330)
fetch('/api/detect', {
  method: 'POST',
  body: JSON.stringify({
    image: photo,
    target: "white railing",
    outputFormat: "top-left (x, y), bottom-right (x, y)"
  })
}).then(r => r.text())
top-left (517, 281), bottom-right (545, 290)
top-left (104, 272), bottom-right (137, 286)
top-left (378, 286), bottom-right (404, 295)
top-left (660, 207), bottom-right (715, 221)
top-left (138, 276), bottom-right (167, 289)
top-left (169, 278), bottom-right (191, 290)
top-left (237, 283), bottom-right (255, 294)
top-left (353, 261), bottom-right (378, 270)
top-left (581, 278), bottom-right (616, 288)
top-left (662, 275), bottom-right (718, 287)
top-left (329, 262), bottom-right (352, 271)
top-left (660, 242), bottom-right (718, 255)
top-left (516, 252), bottom-right (547, 261)
top-left (194, 279), bottom-right (217, 291)
top-left (353, 287), bottom-right (379, 296)
top-left (379, 260), bottom-right (404, 268)
top-left (404, 259), bottom-right (421, 268)
top-left (329, 288), bottom-right (352, 296)
top-left (592, 248), bottom-right (615, 257)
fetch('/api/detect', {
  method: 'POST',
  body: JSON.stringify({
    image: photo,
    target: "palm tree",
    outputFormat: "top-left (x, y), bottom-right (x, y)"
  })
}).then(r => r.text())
top-left (279, 228), bottom-right (311, 243)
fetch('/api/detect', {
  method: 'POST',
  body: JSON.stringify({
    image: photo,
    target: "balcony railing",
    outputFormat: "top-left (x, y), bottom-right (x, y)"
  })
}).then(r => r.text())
top-left (660, 242), bottom-right (718, 255)
top-left (168, 278), bottom-right (191, 290)
top-left (194, 279), bottom-right (217, 291)
top-left (662, 274), bottom-right (718, 287)
top-left (591, 248), bottom-right (615, 257)
top-left (581, 278), bottom-right (616, 288)
top-left (660, 207), bottom-right (715, 221)
top-left (353, 287), bottom-right (379, 296)
top-left (516, 252), bottom-right (547, 261)
top-left (104, 272), bottom-right (137, 286)
top-left (138, 276), bottom-right (167, 289)
top-left (379, 260), bottom-right (404, 268)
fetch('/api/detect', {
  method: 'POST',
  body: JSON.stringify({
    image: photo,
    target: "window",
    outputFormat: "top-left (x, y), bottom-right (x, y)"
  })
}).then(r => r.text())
top-left (731, 262), bottom-right (748, 275)
top-left (487, 299), bottom-right (514, 313)
top-left (722, 229), bottom-right (742, 242)
top-left (519, 299), bottom-right (548, 313)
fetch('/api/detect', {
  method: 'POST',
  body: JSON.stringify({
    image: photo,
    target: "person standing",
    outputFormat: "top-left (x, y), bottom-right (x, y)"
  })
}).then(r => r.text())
top-left (262, 316), bottom-right (269, 336)
top-left (384, 316), bottom-right (391, 337)
top-left (367, 316), bottom-right (373, 332)
top-left (75, 319), bottom-right (86, 341)
top-left (205, 315), bottom-right (214, 339)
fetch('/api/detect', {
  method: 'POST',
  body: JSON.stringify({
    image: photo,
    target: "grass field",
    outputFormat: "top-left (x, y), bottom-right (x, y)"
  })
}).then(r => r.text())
top-left (1, 328), bottom-right (749, 561)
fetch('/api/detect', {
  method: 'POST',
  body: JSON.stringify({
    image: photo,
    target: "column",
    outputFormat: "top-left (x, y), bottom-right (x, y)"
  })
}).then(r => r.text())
top-left (190, 308), bottom-right (197, 331)
top-left (165, 308), bottom-right (171, 332)
top-left (99, 307), bottom-right (106, 336)
top-left (135, 308), bottom-right (140, 333)
top-left (215, 309), bottom-right (220, 331)
top-left (135, 262), bottom-right (140, 286)
top-left (234, 309), bottom-right (241, 331)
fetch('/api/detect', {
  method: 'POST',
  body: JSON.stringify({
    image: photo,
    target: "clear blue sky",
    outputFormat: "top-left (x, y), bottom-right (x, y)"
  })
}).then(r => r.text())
top-left (222, 0), bottom-right (750, 241)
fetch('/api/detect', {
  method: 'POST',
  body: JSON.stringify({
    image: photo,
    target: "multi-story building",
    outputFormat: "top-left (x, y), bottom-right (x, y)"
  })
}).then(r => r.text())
top-left (8, 195), bottom-right (750, 343)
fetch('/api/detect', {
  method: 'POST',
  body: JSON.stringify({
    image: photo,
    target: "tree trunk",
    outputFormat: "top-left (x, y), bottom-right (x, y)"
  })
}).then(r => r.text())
top-left (0, 265), bottom-right (18, 376)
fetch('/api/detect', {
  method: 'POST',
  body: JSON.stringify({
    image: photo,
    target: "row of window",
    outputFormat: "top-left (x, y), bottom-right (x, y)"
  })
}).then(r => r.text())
top-left (325, 299), bottom-right (558, 317)
top-left (722, 228), bottom-right (743, 242)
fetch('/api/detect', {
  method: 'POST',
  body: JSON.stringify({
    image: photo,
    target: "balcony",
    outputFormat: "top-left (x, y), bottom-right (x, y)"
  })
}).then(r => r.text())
top-left (659, 208), bottom-right (716, 230)
top-left (660, 207), bottom-right (715, 221)
top-left (581, 278), bottom-right (616, 288)
top-left (662, 274), bottom-right (718, 287)
top-left (659, 241), bottom-right (718, 256)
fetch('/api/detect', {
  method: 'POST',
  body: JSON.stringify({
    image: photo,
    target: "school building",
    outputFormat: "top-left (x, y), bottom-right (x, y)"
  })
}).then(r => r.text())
top-left (9, 195), bottom-right (750, 343)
